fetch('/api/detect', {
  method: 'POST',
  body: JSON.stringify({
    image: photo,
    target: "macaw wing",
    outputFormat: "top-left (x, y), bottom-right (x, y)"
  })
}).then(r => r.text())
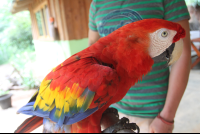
top-left (18, 55), bottom-right (119, 126)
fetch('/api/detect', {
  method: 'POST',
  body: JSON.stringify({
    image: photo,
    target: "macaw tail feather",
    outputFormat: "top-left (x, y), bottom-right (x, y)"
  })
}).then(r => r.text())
top-left (15, 116), bottom-right (43, 133)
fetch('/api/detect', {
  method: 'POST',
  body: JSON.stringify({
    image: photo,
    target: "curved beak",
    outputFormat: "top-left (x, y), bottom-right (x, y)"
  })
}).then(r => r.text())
top-left (168, 39), bottom-right (183, 65)
top-left (153, 39), bottom-right (183, 66)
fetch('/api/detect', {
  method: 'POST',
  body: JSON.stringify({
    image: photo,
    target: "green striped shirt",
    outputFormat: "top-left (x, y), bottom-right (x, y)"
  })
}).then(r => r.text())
top-left (89, 0), bottom-right (190, 118)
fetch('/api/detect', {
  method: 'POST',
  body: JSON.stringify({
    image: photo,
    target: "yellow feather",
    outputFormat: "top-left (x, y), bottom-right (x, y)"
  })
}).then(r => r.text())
top-left (64, 87), bottom-right (71, 101)
top-left (77, 95), bottom-right (86, 108)
top-left (55, 96), bottom-right (65, 118)
top-left (33, 95), bottom-right (42, 109)
top-left (55, 94), bottom-right (61, 109)
top-left (35, 99), bottom-right (41, 109)
top-left (39, 79), bottom-right (51, 94)
top-left (38, 87), bottom-right (51, 109)
top-left (48, 103), bottom-right (55, 112)
top-left (42, 86), bottom-right (51, 100)
top-left (55, 89), bottom-right (65, 110)
top-left (42, 87), bottom-right (58, 111)
top-left (57, 98), bottom-right (65, 111)
top-left (51, 87), bottom-right (59, 100)
top-left (43, 104), bottom-right (50, 111)
top-left (64, 102), bottom-right (70, 114)
top-left (45, 92), bottom-right (55, 107)
top-left (38, 98), bottom-right (46, 109)
top-left (55, 108), bottom-right (62, 118)
top-left (68, 97), bottom-right (76, 109)
top-left (54, 95), bottom-right (62, 118)
top-left (33, 80), bottom-right (51, 109)
top-left (42, 87), bottom-right (59, 111)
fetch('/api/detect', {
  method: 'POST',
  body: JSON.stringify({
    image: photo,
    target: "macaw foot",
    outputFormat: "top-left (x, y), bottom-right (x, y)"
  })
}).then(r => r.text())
top-left (102, 117), bottom-right (140, 133)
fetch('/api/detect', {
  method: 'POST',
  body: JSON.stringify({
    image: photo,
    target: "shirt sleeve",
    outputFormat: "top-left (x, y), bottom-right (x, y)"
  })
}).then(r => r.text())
top-left (163, 0), bottom-right (190, 22)
top-left (89, 0), bottom-right (98, 31)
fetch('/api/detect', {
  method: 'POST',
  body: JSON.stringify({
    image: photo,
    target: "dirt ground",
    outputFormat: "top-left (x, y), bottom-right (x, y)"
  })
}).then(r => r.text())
top-left (0, 60), bottom-right (200, 133)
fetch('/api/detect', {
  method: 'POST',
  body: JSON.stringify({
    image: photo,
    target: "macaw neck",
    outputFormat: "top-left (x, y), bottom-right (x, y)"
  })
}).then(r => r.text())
top-left (88, 35), bottom-right (154, 103)
top-left (93, 35), bottom-right (154, 83)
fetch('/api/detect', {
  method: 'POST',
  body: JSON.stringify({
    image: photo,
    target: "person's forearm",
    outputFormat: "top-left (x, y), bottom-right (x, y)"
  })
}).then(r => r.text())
top-left (160, 49), bottom-right (191, 121)
top-left (160, 20), bottom-right (191, 122)
top-left (88, 29), bottom-right (101, 47)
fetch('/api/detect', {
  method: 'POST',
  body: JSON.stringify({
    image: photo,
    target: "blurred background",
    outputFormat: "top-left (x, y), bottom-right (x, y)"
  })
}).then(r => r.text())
top-left (0, 0), bottom-right (200, 133)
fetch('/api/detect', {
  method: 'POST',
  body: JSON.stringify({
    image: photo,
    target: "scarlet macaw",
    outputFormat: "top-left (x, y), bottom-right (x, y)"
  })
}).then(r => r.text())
top-left (15, 19), bottom-right (185, 133)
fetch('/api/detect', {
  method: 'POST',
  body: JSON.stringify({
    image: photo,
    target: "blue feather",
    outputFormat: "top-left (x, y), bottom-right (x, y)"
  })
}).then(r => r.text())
top-left (57, 109), bottom-right (65, 126)
top-left (17, 102), bottom-right (35, 114)
top-left (49, 107), bottom-right (59, 123)
top-left (63, 107), bottom-right (98, 125)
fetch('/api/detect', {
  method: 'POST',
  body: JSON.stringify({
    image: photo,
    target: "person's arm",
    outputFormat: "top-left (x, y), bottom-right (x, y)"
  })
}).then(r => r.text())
top-left (88, 29), bottom-right (101, 47)
top-left (149, 19), bottom-right (191, 133)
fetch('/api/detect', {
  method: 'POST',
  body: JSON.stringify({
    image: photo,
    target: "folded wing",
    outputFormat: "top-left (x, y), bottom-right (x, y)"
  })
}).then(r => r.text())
top-left (18, 54), bottom-right (119, 126)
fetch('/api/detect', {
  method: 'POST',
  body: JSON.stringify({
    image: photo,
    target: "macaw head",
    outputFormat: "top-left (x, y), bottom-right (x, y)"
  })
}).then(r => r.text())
top-left (146, 20), bottom-right (185, 65)
top-left (118, 18), bottom-right (186, 66)
top-left (105, 19), bottom-right (186, 78)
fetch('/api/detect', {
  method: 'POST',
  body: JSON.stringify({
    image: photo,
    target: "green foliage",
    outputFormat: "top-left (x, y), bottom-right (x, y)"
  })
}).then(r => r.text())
top-left (0, 1), bottom-right (38, 90)
top-left (10, 46), bottom-right (38, 89)
top-left (0, 0), bottom-right (33, 64)
top-left (0, 11), bottom-right (33, 64)
top-left (185, 0), bottom-right (200, 6)
top-left (0, 90), bottom-right (9, 96)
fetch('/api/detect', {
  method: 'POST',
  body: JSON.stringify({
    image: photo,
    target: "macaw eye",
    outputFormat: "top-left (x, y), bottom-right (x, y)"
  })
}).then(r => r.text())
top-left (161, 31), bottom-right (168, 37)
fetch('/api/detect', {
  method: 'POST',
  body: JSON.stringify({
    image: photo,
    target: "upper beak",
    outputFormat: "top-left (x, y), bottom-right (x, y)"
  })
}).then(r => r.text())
top-left (168, 39), bottom-right (183, 65)
top-left (153, 39), bottom-right (183, 66)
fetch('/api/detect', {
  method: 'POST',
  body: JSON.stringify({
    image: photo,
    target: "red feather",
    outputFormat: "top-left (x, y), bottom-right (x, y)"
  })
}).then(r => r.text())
top-left (15, 116), bottom-right (43, 133)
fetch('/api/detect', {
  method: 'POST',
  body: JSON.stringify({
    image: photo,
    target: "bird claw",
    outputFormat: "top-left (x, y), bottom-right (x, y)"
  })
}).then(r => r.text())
top-left (102, 117), bottom-right (140, 133)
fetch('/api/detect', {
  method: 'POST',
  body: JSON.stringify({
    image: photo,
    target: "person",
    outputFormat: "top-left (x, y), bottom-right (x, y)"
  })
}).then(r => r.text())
top-left (195, 4), bottom-right (200, 24)
top-left (88, 0), bottom-right (191, 133)
top-left (188, 5), bottom-right (200, 30)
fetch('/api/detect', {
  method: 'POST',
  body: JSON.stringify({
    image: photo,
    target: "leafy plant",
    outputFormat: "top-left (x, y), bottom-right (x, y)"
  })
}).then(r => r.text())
top-left (10, 46), bottom-right (39, 90)
top-left (0, 0), bottom-right (33, 64)
top-left (0, 90), bottom-right (9, 96)
top-left (0, 1), bottom-right (38, 90)
top-left (186, 0), bottom-right (200, 6)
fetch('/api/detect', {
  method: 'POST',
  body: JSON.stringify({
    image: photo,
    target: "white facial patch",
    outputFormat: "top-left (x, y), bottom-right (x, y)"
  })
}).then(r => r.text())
top-left (148, 28), bottom-right (177, 58)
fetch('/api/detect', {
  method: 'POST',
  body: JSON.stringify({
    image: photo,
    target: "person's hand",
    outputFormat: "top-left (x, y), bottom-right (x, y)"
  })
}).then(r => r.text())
top-left (149, 117), bottom-right (174, 133)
